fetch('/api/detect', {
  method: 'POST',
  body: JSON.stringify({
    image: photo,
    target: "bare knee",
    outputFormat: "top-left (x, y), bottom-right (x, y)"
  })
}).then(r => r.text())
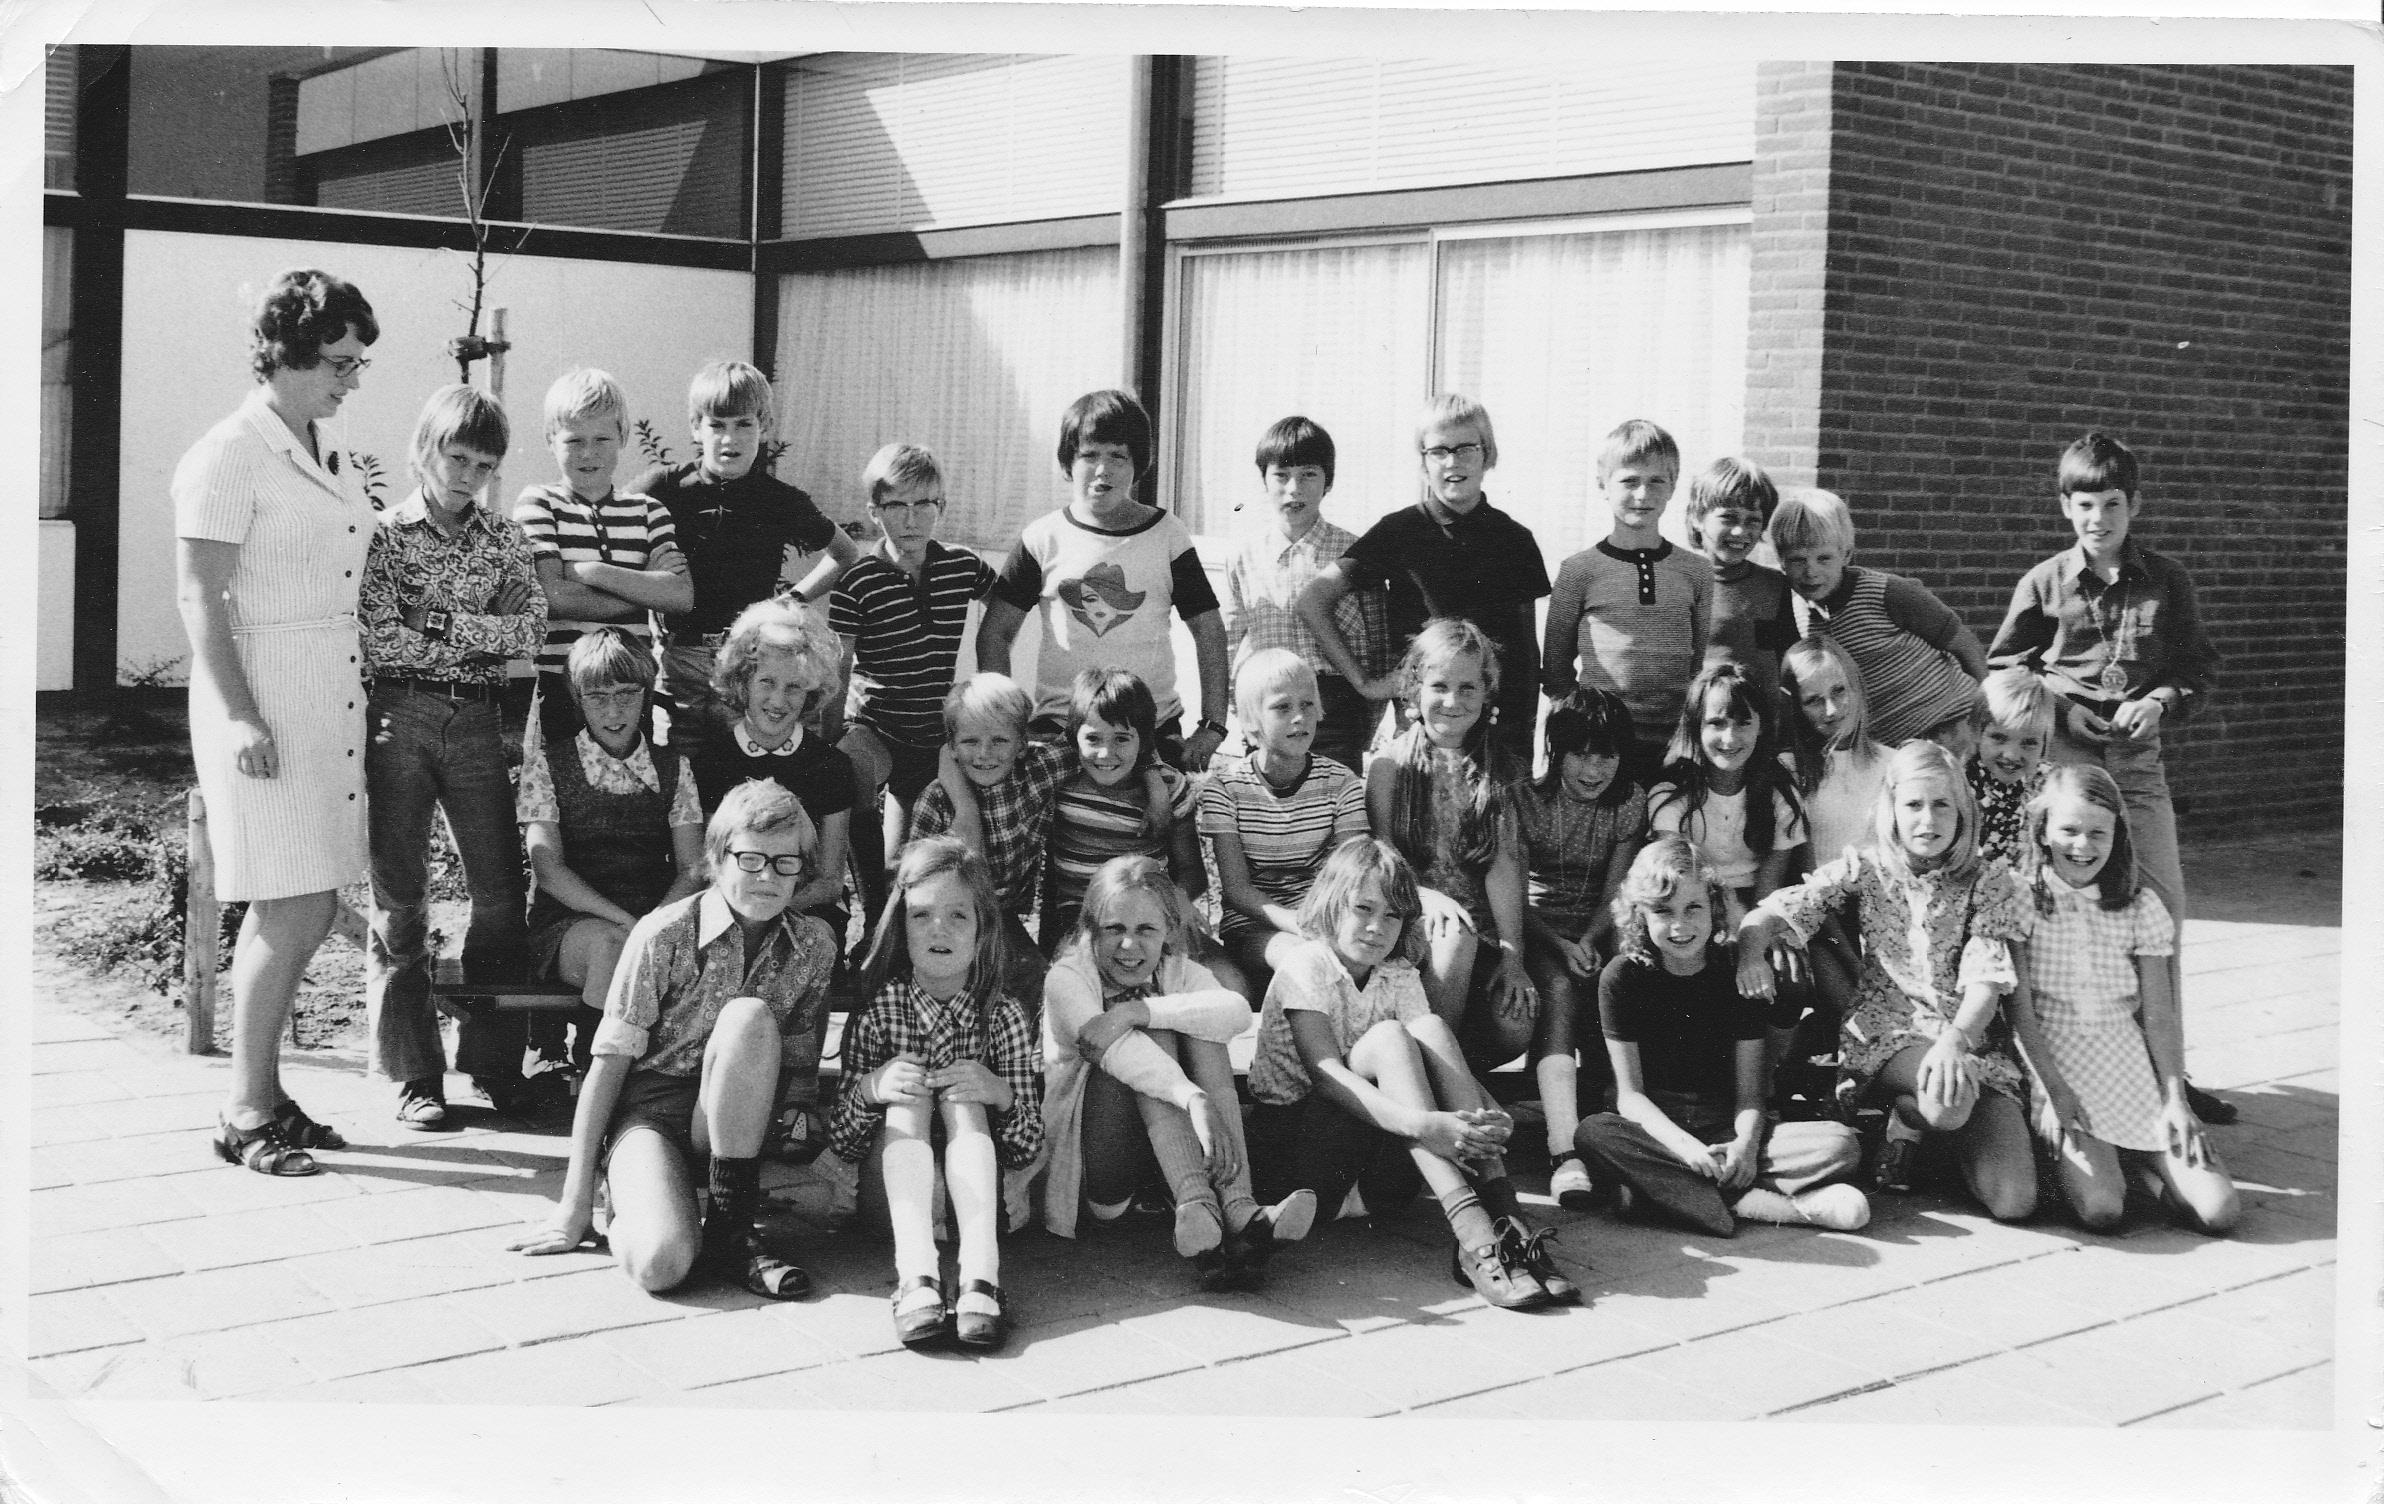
top-left (615, 1226), bottom-right (698, 1292)
top-left (1975, 1167), bottom-right (2038, 1222)
top-left (2071, 1184), bottom-right (2127, 1232)
top-left (711, 996), bottom-right (778, 1054)
top-left (2175, 1178), bottom-right (2241, 1237)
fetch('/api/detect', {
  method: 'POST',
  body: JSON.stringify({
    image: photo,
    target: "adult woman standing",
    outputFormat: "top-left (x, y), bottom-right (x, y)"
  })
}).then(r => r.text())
top-left (175, 268), bottom-right (381, 1175)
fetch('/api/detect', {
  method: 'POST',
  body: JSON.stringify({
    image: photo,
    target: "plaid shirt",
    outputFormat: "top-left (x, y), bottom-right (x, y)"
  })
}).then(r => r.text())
top-left (828, 979), bottom-right (1044, 1169)
top-left (593, 889), bottom-right (835, 1102)
top-left (909, 740), bottom-right (1070, 917)
top-left (1225, 518), bottom-right (1385, 679)
top-left (359, 493), bottom-right (546, 685)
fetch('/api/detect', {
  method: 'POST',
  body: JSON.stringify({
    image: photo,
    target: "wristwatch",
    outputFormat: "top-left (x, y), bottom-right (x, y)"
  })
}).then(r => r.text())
top-left (419, 608), bottom-right (452, 642)
top-left (1194, 718), bottom-right (1227, 740)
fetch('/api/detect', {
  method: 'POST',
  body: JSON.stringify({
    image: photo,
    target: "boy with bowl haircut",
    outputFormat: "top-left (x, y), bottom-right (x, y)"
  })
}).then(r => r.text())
top-left (1298, 393), bottom-right (1551, 764)
top-left (1686, 456), bottom-right (1798, 718)
top-left (1225, 416), bottom-right (1388, 771)
top-left (360, 385), bottom-right (548, 1127)
top-left (509, 779), bottom-right (837, 1299)
top-left (1768, 486), bottom-right (1987, 753)
top-left (1987, 430), bottom-right (2232, 1125)
top-left (515, 369), bottom-right (692, 736)
top-left (830, 442), bottom-right (1001, 924)
top-left (1543, 419), bottom-right (1712, 787)
top-left (629, 360), bottom-right (860, 731)
top-left (976, 389), bottom-right (1233, 772)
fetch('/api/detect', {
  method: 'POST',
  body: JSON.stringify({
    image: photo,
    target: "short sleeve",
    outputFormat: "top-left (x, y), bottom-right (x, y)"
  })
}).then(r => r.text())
top-left (784, 485), bottom-right (837, 554)
top-left (1967, 860), bottom-right (2034, 945)
top-left (1271, 942), bottom-right (1342, 1015)
top-left (2128, 890), bottom-right (2176, 957)
top-left (1169, 542), bottom-right (1222, 619)
top-left (911, 782), bottom-right (955, 839)
top-left (968, 553), bottom-right (1000, 600)
top-left (1596, 956), bottom-right (1642, 1041)
top-left (172, 425), bottom-right (259, 544)
top-left (1384, 963), bottom-right (1433, 1024)
top-left (1164, 766), bottom-right (1198, 822)
top-left (593, 909), bottom-right (678, 1060)
top-left (827, 577), bottom-right (862, 637)
top-left (1195, 769), bottom-right (1238, 839)
top-left (991, 531), bottom-right (1044, 611)
top-left (512, 487), bottom-right (561, 558)
top-left (640, 499), bottom-right (680, 555)
top-left (1956, 936), bottom-right (2017, 995)
top-left (1338, 518), bottom-right (1397, 593)
top-left (667, 756), bottom-right (704, 827)
top-left (517, 742), bottom-right (560, 825)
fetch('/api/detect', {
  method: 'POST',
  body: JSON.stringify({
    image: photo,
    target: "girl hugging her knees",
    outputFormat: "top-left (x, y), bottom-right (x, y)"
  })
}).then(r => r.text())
top-left (1037, 856), bottom-right (1314, 1290)
top-left (1245, 837), bottom-right (1576, 1310)
top-left (828, 836), bottom-right (1045, 1351)
top-left (1738, 742), bottom-right (2039, 1220)
top-left (1572, 837), bottom-right (1869, 1236)
top-left (2005, 766), bottom-right (2238, 1235)
top-left (1366, 617), bottom-right (1538, 1074)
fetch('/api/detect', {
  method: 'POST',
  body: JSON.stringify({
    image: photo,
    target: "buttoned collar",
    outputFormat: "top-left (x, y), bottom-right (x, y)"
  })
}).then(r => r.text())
top-left (2059, 540), bottom-right (2149, 591)
top-left (388, 490), bottom-right (491, 535)
top-left (238, 385), bottom-right (347, 497)
top-left (732, 720), bottom-right (805, 757)
top-left (696, 887), bottom-right (794, 951)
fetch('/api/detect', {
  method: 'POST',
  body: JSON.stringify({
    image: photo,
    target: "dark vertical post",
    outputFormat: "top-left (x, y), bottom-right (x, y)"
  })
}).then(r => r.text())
top-left (69, 45), bottom-right (129, 691)
top-left (751, 60), bottom-right (785, 385)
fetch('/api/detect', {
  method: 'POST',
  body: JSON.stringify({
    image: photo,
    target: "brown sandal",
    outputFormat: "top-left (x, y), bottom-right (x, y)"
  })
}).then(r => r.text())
top-left (214, 1114), bottom-right (319, 1177)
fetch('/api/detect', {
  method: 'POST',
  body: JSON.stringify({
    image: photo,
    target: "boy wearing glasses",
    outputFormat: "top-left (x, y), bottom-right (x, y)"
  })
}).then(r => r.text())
top-left (830, 443), bottom-right (1001, 924)
top-left (630, 361), bottom-right (860, 733)
top-left (1298, 393), bottom-right (1551, 763)
top-left (510, 778), bottom-right (837, 1301)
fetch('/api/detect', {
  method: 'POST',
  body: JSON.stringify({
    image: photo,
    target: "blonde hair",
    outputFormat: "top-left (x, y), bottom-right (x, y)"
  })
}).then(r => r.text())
top-left (1595, 418), bottom-right (1679, 484)
top-left (543, 368), bottom-right (628, 439)
top-left (711, 598), bottom-right (841, 721)
top-left (703, 779), bottom-right (818, 878)
top-left (1074, 854), bottom-right (1192, 960)
top-left (407, 383), bottom-right (509, 484)
top-left (1780, 634), bottom-right (1884, 796)
top-left (1769, 487), bottom-right (1857, 557)
top-left (942, 672), bottom-right (1032, 743)
top-left (686, 359), bottom-right (776, 432)
top-left (1610, 835), bottom-right (1732, 966)
top-left (856, 836), bottom-right (1013, 1019)
top-left (1232, 648), bottom-right (1318, 730)
top-left (565, 626), bottom-right (655, 695)
top-left (1384, 618), bottom-right (1514, 874)
top-left (1979, 665), bottom-right (2058, 746)
top-left (1415, 393), bottom-right (1498, 469)
top-left (862, 442), bottom-right (943, 504)
top-left (1296, 837), bottom-right (1426, 968)
top-left (1869, 740), bottom-right (1980, 882)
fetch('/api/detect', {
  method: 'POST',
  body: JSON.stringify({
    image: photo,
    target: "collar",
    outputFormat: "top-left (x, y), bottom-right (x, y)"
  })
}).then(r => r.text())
top-left (1596, 538), bottom-right (1674, 564)
top-left (2061, 540), bottom-right (2147, 589)
top-left (239, 385), bottom-right (345, 495)
top-left (696, 887), bottom-right (792, 950)
top-left (1418, 493), bottom-right (1491, 530)
top-left (388, 490), bottom-right (489, 534)
top-left (1063, 502), bottom-right (1163, 537)
top-left (875, 537), bottom-right (939, 572)
top-left (731, 720), bottom-right (804, 757)
top-left (905, 978), bottom-right (976, 1024)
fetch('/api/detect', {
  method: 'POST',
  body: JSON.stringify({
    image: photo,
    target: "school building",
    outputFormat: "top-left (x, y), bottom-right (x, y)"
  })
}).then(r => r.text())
top-left (39, 48), bottom-right (2348, 836)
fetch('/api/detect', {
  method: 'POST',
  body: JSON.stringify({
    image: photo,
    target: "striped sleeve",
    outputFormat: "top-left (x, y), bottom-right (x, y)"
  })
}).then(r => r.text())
top-left (173, 419), bottom-right (261, 543)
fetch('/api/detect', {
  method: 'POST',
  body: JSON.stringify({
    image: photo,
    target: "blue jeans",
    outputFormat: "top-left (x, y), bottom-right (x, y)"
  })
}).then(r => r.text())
top-left (365, 687), bottom-right (528, 1086)
top-left (2048, 723), bottom-right (2187, 1021)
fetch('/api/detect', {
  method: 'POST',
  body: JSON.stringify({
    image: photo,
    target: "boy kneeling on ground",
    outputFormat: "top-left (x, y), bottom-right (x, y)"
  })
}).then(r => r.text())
top-left (509, 780), bottom-right (836, 1299)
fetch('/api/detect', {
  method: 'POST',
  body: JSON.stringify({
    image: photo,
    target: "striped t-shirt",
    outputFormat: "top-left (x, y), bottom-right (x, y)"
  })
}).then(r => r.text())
top-left (1194, 753), bottom-right (1368, 940)
top-left (1044, 764), bottom-right (1198, 941)
top-left (828, 543), bottom-right (1000, 748)
top-left (513, 482), bottom-right (679, 674)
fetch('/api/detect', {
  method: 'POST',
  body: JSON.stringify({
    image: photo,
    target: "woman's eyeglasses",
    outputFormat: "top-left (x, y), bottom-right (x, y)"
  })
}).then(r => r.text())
top-left (323, 355), bottom-right (372, 379)
top-left (727, 850), bottom-right (806, 876)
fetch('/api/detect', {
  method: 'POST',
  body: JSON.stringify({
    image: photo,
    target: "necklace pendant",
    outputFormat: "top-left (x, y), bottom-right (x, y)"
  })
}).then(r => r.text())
top-left (2098, 662), bottom-right (2130, 696)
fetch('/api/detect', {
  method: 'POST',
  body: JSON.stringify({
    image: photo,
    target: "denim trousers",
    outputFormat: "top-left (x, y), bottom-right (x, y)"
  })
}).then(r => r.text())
top-left (365, 687), bottom-right (529, 1085)
top-left (2047, 724), bottom-right (2188, 1020)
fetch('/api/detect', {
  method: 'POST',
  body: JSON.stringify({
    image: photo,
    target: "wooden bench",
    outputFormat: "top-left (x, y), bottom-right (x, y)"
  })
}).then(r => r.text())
top-left (430, 956), bottom-right (584, 1011)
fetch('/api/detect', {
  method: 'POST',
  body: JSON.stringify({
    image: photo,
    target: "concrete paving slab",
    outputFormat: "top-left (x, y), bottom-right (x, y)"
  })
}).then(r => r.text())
top-left (26, 1288), bottom-right (150, 1359)
top-left (29, 1225), bottom-right (186, 1294)
top-left (98, 1260), bottom-right (344, 1341)
top-left (959, 1311), bottom-right (1206, 1400)
top-left (1778, 1363), bottom-right (2098, 1426)
top-left (33, 1327), bottom-right (321, 1402)
top-left (34, 1072), bottom-right (137, 1108)
top-left (1095, 1348), bottom-right (1394, 1417)
top-left (1756, 1294), bottom-right (2004, 1381)
top-left (254, 1299), bottom-right (510, 1381)
top-left (594, 1309), bottom-right (847, 1388)
top-left (2128, 1361), bottom-right (2333, 1430)
top-left (1971, 1339), bottom-right (2226, 1425)
top-left (411, 1335), bottom-right (685, 1407)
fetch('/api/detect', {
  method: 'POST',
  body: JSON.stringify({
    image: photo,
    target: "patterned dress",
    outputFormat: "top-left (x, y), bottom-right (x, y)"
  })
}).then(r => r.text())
top-left (1967, 758), bottom-right (2050, 869)
top-left (2017, 874), bottom-right (2176, 1151)
top-left (1760, 849), bottom-right (2034, 1097)
top-left (1383, 725), bottom-right (1512, 932)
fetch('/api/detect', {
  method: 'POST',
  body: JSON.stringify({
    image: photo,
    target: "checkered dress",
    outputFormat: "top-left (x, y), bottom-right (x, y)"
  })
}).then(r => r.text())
top-left (829, 978), bottom-right (1044, 1170)
top-left (2019, 874), bottom-right (2175, 1151)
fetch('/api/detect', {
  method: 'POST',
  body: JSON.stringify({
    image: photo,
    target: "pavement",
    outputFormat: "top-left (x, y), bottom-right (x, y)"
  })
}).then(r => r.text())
top-left (18, 836), bottom-right (2342, 1448)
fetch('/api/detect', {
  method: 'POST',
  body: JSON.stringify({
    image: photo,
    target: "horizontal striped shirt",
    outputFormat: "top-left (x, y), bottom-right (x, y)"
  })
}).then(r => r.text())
top-left (1044, 764), bottom-right (1197, 938)
top-left (828, 543), bottom-right (999, 748)
top-left (1195, 753), bottom-right (1368, 939)
top-left (512, 482), bottom-right (679, 674)
top-left (1797, 565), bottom-right (1979, 747)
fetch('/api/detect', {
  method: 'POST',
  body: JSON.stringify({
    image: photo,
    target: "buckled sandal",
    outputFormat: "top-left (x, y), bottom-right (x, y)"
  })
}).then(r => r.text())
top-left (952, 1279), bottom-right (1009, 1352)
top-left (710, 1222), bottom-right (811, 1301)
top-left (892, 1274), bottom-right (953, 1349)
top-left (1500, 1217), bottom-right (1582, 1306)
top-left (273, 1098), bottom-right (347, 1151)
top-left (214, 1113), bottom-right (320, 1177)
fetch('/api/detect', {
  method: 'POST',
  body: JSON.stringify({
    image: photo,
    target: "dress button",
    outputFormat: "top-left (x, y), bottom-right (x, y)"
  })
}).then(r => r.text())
top-left (347, 702), bottom-right (355, 710)
top-left (349, 526), bottom-right (357, 534)
top-left (344, 570), bottom-right (353, 578)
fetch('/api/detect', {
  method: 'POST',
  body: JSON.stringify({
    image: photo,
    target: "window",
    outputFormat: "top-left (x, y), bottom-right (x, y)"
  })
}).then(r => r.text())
top-left (42, 227), bottom-right (72, 520)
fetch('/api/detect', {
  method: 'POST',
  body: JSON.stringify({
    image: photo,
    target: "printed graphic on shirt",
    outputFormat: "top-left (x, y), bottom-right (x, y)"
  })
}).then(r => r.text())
top-left (1056, 562), bottom-right (1145, 638)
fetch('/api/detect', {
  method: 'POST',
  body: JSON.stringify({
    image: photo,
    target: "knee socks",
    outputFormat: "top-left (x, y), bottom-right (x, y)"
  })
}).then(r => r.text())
top-left (1437, 1185), bottom-right (1498, 1250)
top-left (707, 1154), bottom-right (761, 1239)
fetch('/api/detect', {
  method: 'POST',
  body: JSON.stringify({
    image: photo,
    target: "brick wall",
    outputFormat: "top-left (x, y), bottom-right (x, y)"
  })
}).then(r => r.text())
top-left (1746, 62), bottom-right (2350, 836)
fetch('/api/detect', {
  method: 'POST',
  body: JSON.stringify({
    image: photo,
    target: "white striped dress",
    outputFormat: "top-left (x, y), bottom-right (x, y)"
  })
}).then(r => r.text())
top-left (173, 388), bottom-right (375, 900)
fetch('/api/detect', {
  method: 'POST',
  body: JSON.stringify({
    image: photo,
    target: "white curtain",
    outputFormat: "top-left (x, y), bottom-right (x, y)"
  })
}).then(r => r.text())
top-left (775, 245), bottom-right (1121, 550)
top-left (1434, 219), bottom-right (1750, 564)
top-left (1167, 238), bottom-right (1431, 544)
top-left (42, 226), bottom-right (72, 520)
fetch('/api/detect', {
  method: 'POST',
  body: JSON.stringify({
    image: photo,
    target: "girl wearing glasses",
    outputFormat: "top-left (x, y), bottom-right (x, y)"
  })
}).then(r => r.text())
top-left (517, 628), bottom-right (710, 1077)
top-left (830, 443), bottom-right (1000, 927)
top-left (510, 779), bottom-right (837, 1302)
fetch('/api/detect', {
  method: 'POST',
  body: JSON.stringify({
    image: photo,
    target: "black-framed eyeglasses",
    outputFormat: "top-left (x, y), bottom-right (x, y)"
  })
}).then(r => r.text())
top-left (727, 850), bottom-right (805, 876)
top-left (1421, 442), bottom-right (1482, 464)
top-left (871, 497), bottom-right (945, 517)
top-left (323, 355), bottom-right (372, 378)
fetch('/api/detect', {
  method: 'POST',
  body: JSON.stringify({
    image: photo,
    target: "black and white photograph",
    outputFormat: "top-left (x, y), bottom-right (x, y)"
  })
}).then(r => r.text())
top-left (5, 0), bottom-right (2371, 1500)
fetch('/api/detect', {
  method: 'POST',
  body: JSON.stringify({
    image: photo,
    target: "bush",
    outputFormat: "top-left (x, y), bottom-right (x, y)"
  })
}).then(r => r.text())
top-left (34, 801), bottom-right (164, 883)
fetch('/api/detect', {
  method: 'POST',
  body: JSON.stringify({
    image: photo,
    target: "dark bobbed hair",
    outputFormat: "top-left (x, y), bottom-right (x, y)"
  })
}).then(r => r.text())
top-left (857, 835), bottom-right (1015, 1023)
top-left (1659, 662), bottom-right (1801, 861)
top-left (1067, 668), bottom-right (1161, 779)
top-left (1254, 415), bottom-right (1337, 488)
top-left (1538, 687), bottom-right (1637, 804)
top-left (1056, 389), bottom-right (1154, 479)
top-left (2058, 430), bottom-right (2139, 501)
top-left (251, 269), bottom-right (379, 381)
top-left (2025, 763), bottom-right (2141, 913)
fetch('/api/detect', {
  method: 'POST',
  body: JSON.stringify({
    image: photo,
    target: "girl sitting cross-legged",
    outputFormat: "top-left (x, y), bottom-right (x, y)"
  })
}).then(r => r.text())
top-left (828, 837), bottom-right (1045, 1351)
top-left (1037, 855), bottom-right (1315, 1290)
top-left (1737, 741), bottom-right (2039, 1220)
top-left (1244, 837), bottom-right (1574, 1310)
top-left (1571, 836), bottom-right (1870, 1235)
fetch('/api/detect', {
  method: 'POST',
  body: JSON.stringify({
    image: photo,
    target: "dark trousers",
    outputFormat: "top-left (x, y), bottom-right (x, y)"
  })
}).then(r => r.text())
top-left (1574, 1097), bottom-right (1860, 1237)
top-left (1246, 1095), bottom-right (1424, 1220)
